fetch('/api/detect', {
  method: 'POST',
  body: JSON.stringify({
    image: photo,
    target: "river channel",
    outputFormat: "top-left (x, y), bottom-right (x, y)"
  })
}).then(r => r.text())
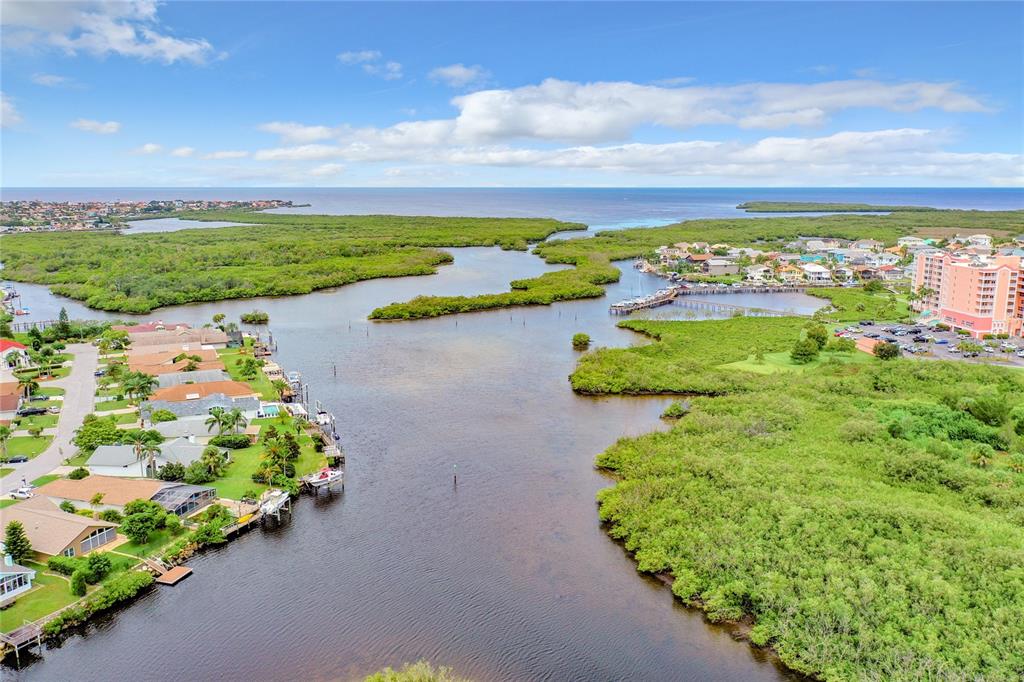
top-left (5, 246), bottom-right (822, 681)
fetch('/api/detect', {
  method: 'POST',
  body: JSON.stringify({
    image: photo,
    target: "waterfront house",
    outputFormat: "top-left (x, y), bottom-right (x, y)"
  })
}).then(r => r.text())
top-left (0, 554), bottom-right (37, 603)
top-left (144, 394), bottom-right (261, 420)
top-left (0, 497), bottom-right (119, 560)
top-left (800, 263), bottom-right (833, 285)
top-left (702, 259), bottom-right (740, 276)
top-left (777, 264), bottom-right (803, 284)
top-left (149, 380), bottom-right (258, 404)
top-left (88, 437), bottom-right (208, 478)
top-left (126, 327), bottom-right (230, 354)
top-left (876, 265), bottom-right (905, 282)
top-left (864, 252), bottom-right (901, 268)
top-left (35, 475), bottom-right (215, 518)
top-left (951, 234), bottom-right (994, 248)
top-left (744, 264), bottom-right (772, 283)
top-left (832, 266), bottom-right (855, 281)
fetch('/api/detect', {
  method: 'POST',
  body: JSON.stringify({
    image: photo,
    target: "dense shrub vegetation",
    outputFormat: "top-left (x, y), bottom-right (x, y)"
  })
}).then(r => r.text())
top-left (43, 571), bottom-right (154, 636)
top-left (576, 316), bottom-right (1024, 680)
top-left (0, 213), bottom-right (584, 313)
top-left (371, 208), bottom-right (1021, 319)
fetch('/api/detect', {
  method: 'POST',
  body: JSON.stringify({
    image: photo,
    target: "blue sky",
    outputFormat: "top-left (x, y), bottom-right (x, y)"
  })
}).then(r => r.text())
top-left (1, 1), bottom-right (1021, 187)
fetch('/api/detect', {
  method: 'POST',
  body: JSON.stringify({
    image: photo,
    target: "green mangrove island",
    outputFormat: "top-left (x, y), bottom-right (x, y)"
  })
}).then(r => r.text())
top-left (0, 212), bottom-right (585, 313)
top-left (736, 201), bottom-right (939, 213)
top-left (572, 313), bottom-right (1024, 680)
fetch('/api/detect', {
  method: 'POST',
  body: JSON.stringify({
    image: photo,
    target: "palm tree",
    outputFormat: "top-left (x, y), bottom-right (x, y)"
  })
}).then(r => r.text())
top-left (223, 408), bottom-right (248, 435)
top-left (0, 425), bottom-right (11, 462)
top-left (200, 446), bottom-right (226, 478)
top-left (205, 407), bottom-right (227, 435)
top-left (123, 371), bottom-right (158, 403)
top-left (17, 375), bottom-right (39, 400)
top-left (139, 441), bottom-right (161, 477)
top-left (261, 440), bottom-right (289, 478)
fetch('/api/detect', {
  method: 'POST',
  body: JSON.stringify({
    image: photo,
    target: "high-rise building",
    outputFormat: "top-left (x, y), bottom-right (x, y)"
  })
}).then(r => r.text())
top-left (911, 251), bottom-right (1022, 338)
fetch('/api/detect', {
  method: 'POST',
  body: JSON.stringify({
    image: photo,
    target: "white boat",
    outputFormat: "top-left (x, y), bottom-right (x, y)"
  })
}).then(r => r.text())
top-left (315, 410), bottom-right (331, 426)
top-left (302, 467), bottom-right (343, 488)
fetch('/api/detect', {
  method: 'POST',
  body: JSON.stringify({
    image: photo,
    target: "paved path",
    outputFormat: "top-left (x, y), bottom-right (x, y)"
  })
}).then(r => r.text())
top-left (1, 343), bottom-right (98, 492)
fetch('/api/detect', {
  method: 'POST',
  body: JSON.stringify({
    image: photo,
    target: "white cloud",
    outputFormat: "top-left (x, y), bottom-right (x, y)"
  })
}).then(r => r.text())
top-left (71, 118), bottom-right (121, 134)
top-left (132, 142), bottom-right (162, 154)
top-left (0, 92), bottom-right (22, 128)
top-left (429, 63), bottom-right (489, 88)
top-left (31, 73), bottom-right (71, 87)
top-left (203, 150), bottom-right (249, 159)
top-left (447, 78), bottom-right (990, 143)
top-left (258, 121), bottom-right (337, 144)
top-left (170, 146), bottom-right (195, 157)
top-left (337, 49), bottom-right (402, 79)
top-left (254, 144), bottom-right (343, 161)
top-left (308, 163), bottom-right (345, 177)
top-left (337, 50), bottom-right (381, 64)
top-left (1, 0), bottom-right (214, 64)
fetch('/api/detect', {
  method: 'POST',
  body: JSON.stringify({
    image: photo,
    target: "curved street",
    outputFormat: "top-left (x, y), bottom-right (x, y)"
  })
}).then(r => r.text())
top-left (1, 343), bottom-right (97, 493)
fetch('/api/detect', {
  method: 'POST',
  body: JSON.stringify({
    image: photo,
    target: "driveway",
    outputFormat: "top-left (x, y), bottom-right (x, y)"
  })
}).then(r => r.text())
top-left (1, 343), bottom-right (98, 492)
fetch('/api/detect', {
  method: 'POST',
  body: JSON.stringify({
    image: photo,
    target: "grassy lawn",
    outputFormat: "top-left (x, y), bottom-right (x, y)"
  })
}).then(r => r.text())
top-left (0, 499), bottom-right (18, 509)
top-left (116, 529), bottom-right (180, 558)
top-left (95, 387), bottom-right (123, 397)
top-left (112, 412), bottom-right (142, 425)
top-left (13, 413), bottom-right (59, 430)
top-left (35, 387), bottom-right (65, 397)
top-left (94, 398), bottom-right (134, 412)
top-left (31, 474), bottom-right (60, 487)
top-left (218, 346), bottom-right (278, 401)
top-left (0, 564), bottom-right (78, 633)
top-left (15, 366), bottom-right (71, 381)
top-left (721, 350), bottom-right (876, 374)
top-left (209, 416), bottom-right (325, 499)
top-left (5, 435), bottom-right (52, 459)
top-left (65, 452), bottom-right (90, 466)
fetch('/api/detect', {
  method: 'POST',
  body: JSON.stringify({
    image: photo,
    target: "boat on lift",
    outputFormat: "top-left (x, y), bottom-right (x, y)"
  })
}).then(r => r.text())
top-left (302, 467), bottom-right (343, 489)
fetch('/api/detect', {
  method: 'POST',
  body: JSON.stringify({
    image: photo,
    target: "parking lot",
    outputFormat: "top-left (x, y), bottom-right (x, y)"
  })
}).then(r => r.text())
top-left (835, 322), bottom-right (1024, 368)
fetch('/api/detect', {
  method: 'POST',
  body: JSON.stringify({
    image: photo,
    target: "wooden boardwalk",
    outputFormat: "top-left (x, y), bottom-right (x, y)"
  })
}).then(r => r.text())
top-left (675, 285), bottom-right (809, 295)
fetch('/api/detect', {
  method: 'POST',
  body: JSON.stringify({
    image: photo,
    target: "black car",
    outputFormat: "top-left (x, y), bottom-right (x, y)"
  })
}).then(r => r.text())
top-left (913, 336), bottom-right (928, 342)
top-left (865, 332), bottom-right (880, 339)
top-left (94, 369), bottom-right (106, 377)
top-left (6, 456), bottom-right (28, 463)
top-left (859, 320), bottom-right (875, 326)
top-left (16, 407), bottom-right (47, 417)
top-left (885, 336), bottom-right (899, 343)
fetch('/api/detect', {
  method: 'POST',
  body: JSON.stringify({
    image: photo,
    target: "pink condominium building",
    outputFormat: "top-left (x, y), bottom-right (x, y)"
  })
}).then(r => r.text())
top-left (912, 251), bottom-right (1022, 338)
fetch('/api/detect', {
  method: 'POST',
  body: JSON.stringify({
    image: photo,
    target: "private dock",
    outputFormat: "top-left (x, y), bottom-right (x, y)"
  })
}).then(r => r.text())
top-left (610, 287), bottom-right (678, 314)
top-left (675, 284), bottom-right (808, 295)
top-left (154, 566), bottom-right (193, 586)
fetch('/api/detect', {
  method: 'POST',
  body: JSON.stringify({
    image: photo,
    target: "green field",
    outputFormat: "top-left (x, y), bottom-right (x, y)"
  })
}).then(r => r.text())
top-left (218, 346), bottom-right (278, 400)
top-left (575, 315), bottom-right (1024, 680)
top-left (13, 413), bottom-right (59, 430)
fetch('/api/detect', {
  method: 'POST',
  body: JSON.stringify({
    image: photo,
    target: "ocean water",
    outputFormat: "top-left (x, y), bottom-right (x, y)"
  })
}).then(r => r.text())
top-left (2, 187), bottom-right (1021, 230)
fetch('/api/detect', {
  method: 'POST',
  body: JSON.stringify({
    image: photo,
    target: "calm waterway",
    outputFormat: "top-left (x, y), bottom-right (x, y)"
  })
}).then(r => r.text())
top-left (5, 246), bottom-right (823, 681)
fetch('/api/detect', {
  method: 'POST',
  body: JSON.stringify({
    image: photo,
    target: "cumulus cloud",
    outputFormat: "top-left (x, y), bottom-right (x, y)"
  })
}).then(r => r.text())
top-left (0, 93), bottom-right (22, 128)
top-left (447, 78), bottom-right (989, 143)
top-left (429, 63), bottom-right (489, 88)
top-left (203, 150), bottom-right (249, 159)
top-left (170, 146), bottom-right (195, 157)
top-left (337, 49), bottom-right (402, 79)
top-left (1, 0), bottom-right (214, 64)
top-left (132, 142), bottom-right (162, 154)
top-left (71, 118), bottom-right (121, 134)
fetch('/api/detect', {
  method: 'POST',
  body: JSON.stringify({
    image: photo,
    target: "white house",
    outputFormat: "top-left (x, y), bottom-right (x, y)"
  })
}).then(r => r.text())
top-left (744, 264), bottom-right (772, 283)
top-left (897, 236), bottom-right (927, 248)
top-left (832, 266), bottom-right (855, 282)
top-left (851, 239), bottom-right (884, 252)
top-left (0, 552), bottom-right (36, 603)
top-left (800, 263), bottom-right (833, 285)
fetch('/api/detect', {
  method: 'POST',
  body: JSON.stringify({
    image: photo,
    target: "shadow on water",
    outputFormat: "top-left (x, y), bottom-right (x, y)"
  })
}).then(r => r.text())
top-left (4, 247), bottom-right (818, 681)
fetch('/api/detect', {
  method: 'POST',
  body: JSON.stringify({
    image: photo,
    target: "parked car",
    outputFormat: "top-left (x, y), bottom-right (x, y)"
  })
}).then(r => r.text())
top-left (8, 487), bottom-right (33, 500)
top-left (94, 369), bottom-right (106, 377)
top-left (865, 332), bottom-right (880, 339)
top-left (16, 406), bottom-right (47, 417)
top-left (948, 347), bottom-right (960, 353)
top-left (859, 320), bottom-right (874, 326)
top-left (6, 456), bottom-right (29, 464)
top-left (935, 339), bottom-right (949, 345)
top-left (913, 336), bottom-right (928, 343)
top-left (28, 395), bottom-right (48, 402)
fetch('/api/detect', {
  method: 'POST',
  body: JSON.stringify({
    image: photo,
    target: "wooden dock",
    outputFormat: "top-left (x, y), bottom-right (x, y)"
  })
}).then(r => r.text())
top-left (675, 284), bottom-right (808, 295)
top-left (154, 566), bottom-right (193, 586)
